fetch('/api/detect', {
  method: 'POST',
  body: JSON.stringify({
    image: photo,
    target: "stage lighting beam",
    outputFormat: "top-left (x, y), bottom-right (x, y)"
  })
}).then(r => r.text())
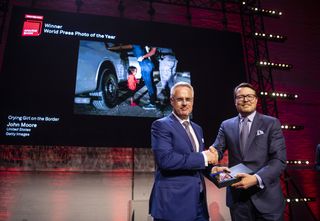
top-left (259, 91), bottom-right (298, 100)
top-left (254, 32), bottom-right (287, 42)
top-left (257, 61), bottom-right (292, 70)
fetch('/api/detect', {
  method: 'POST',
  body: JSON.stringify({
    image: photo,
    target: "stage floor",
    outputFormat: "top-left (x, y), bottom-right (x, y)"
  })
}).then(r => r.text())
top-left (0, 170), bottom-right (318, 221)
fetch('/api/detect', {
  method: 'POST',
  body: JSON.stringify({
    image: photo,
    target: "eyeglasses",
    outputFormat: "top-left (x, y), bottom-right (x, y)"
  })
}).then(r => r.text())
top-left (235, 94), bottom-right (256, 101)
top-left (172, 97), bottom-right (193, 104)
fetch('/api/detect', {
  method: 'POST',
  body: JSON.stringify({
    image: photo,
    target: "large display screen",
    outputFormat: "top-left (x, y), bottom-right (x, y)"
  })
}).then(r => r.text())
top-left (0, 6), bottom-right (246, 147)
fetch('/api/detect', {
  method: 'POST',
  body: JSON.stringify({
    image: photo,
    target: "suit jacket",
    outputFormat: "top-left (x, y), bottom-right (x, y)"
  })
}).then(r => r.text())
top-left (149, 113), bottom-right (210, 221)
top-left (213, 112), bottom-right (286, 214)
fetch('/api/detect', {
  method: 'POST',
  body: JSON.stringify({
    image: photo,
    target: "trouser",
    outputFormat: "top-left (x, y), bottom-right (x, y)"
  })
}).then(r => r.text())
top-left (230, 199), bottom-right (284, 221)
top-left (139, 60), bottom-right (155, 103)
top-left (153, 192), bottom-right (208, 221)
top-left (158, 55), bottom-right (177, 92)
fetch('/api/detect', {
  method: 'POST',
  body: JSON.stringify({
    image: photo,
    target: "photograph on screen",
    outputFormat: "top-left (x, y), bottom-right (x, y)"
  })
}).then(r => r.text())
top-left (74, 41), bottom-right (190, 118)
top-left (0, 6), bottom-right (246, 147)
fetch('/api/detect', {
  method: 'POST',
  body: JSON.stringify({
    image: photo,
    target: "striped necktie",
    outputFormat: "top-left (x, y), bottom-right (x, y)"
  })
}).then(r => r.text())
top-left (182, 121), bottom-right (197, 151)
top-left (240, 117), bottom-right (249, 154)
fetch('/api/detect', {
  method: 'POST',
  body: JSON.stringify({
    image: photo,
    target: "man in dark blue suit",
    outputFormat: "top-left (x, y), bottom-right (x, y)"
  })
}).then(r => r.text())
top-left (149, 82), bottom-right (218, 221)
top-left (210, 82), bottom-right (287, 221)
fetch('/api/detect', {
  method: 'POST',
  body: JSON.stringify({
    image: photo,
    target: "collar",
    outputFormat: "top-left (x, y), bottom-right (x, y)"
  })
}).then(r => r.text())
top-left (239, 111), bottom-right (256, 122)
top-left (172, 112), bottom-right (190, 124)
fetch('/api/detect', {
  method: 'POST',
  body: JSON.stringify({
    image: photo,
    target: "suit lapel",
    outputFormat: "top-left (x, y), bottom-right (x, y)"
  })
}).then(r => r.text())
top-left (243, 113), bottom-right (262, 157)
top-left (232, 117), bottom-right (243, 159)
top-left (169, 114), bottom-right (194, 152)
top-left (190, 121), bottom-right (202, 151)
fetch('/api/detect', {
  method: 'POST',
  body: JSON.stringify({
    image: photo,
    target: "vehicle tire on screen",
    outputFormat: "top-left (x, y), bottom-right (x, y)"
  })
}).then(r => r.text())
top-left (92, 68), bottom-right (118, 109)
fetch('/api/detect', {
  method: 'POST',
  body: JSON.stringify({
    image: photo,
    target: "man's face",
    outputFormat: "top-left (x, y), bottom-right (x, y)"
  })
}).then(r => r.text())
top-left (235, 87), bottom-right (257, 116)
top-left (170, 86), bottom-right (194, 120)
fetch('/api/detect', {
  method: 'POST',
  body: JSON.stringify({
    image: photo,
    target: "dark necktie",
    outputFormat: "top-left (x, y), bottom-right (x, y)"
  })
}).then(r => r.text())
top-left (240, 117), bottom-right (249, 154)
top-left (182, 121), bottom-right (197, 152)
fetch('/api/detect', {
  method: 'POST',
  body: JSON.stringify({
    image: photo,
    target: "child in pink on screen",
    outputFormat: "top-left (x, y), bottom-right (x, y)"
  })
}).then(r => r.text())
top-left (127, 66), bottom-right (139, 106)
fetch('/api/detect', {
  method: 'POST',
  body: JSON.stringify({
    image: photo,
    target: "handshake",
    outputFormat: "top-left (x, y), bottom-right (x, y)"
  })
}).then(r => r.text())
top-left (204, 146), bottom-right (219, 165)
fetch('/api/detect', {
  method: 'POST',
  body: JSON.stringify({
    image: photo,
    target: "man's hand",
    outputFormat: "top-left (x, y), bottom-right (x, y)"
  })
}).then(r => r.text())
top-left (209, 146), bottom-right (218, 157)
top-left (208, 146), bottom-right (219, 164)
top-left (204, 150), bottom-right (218, 165)
top-left (231, 173), bottom-right (258, 189)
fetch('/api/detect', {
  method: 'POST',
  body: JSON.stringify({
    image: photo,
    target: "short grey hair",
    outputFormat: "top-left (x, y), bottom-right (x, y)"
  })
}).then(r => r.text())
top-left (170, 81), bottom-right (194, 98)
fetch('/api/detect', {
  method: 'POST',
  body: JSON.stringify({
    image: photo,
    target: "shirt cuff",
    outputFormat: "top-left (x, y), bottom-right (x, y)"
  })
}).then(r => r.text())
top-left (201, 151), bottom-right (208, 167)
top-left (254, 174), bottom-right (264, 189)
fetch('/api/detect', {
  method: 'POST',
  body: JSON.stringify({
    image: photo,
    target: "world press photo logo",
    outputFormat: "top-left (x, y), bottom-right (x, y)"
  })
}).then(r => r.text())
top-left (22, 14), bottom-right (43, 37)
